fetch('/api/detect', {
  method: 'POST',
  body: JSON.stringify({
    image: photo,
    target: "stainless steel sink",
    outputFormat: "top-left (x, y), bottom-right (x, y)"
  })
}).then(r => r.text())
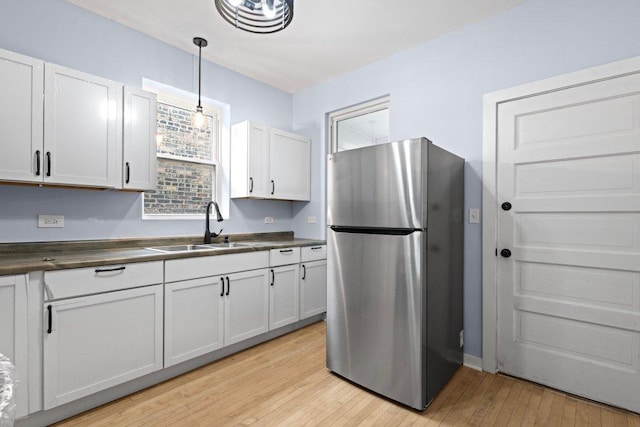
top-left (203, 242), bottom-right (254, 248)
top-left (145, 244), bottom-right (223, 253)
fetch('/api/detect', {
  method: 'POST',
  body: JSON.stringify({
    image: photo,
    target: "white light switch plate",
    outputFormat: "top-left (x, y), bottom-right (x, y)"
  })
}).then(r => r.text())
top-left (307, 216), bottom-right (317, 224)
top-left (38, 215), bottom-right (64, 228)
top-left (264, 216), bottom-right (274, 224)
top-left (469, 208), bottom-right (480, 224)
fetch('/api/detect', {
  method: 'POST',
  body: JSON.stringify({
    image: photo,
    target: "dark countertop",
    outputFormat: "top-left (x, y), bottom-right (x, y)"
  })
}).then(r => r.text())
top-left (0, 233), bottom-right (325, 275)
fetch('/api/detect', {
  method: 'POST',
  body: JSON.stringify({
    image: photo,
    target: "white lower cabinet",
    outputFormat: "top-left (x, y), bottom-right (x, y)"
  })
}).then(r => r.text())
top-left (269, 265), bottom-right (300, 330)
top-left (300, 260), bottom-right (327, 319)
top-left (43, 284), bottom-right (163, 409)
top-left (0, 274), bottom-right (29, 418)
top-left (300, 245), bottom-right (327, 319)
top-left (163, 252), bottom-right (270, 365)
top-left (224, 270), bottom-right (270, 346)
top-left (164, 276), bottom-right (225, 367)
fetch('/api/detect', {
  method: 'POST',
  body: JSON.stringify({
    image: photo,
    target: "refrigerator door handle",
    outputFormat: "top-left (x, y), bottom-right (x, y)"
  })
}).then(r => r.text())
top-left (329, 226), bottom-right (421, 236)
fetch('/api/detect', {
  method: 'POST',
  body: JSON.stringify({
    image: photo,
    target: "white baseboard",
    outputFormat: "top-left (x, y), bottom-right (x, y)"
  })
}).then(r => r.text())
top-left (463, 353), bottom-right (483, 371)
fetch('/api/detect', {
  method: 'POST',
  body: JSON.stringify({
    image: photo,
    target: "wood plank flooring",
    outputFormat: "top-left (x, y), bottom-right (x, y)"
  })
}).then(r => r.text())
top-left (55, 322), bottom-right (640, 426)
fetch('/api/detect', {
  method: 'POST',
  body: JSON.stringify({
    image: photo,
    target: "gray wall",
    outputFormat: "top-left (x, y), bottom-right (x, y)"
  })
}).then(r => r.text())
top-left (0, 0), bottom-right (296, 242)
top-left (291, 0), bottom-right (640, 357)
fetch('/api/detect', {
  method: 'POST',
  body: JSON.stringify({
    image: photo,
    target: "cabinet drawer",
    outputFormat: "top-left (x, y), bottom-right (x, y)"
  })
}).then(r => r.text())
top-left (301, 245), bottom-right (326, 262)
top-left (270, 247), bottom-right (301, 267)
top-left (44, 261), bottom-right (163, 300)
top-left (165, 251), bottom-right (269, 283)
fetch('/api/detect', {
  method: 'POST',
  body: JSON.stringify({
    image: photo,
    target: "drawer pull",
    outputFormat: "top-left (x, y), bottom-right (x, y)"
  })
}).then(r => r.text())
top-left (302, 265), bottom-right (306, 280)
top-left (279, 249), bottom-right (293, 254)
top-left (311, 246), bottom-right (323, 251)
top-left (95, 266), bottom-right (126, 273)
top-left (47, 304), bottom-right (52, 334)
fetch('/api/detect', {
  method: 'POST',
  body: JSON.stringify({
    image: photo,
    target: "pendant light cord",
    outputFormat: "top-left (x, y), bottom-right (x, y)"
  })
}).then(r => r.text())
top-left (197, 43), bottom-right (202, 109)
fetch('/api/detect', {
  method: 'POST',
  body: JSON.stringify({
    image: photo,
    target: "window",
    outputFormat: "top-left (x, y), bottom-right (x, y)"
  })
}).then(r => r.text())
top-left (329, 96), bottom-right (390, 153)
top-left (143, 93), bottom-right (221, 217)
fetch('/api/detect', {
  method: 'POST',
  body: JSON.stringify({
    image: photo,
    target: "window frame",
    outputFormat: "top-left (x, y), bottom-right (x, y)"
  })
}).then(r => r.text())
top-left (142, 91), bottom-right (222, 220)
top-left (328, 95), bottom-right (390, 153)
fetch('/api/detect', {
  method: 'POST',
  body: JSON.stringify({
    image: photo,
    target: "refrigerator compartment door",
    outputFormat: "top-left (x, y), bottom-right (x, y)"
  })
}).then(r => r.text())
top-left (327, 138), bottom-right (427, 229)
top-left (326, 228), bottom-right (426, 409)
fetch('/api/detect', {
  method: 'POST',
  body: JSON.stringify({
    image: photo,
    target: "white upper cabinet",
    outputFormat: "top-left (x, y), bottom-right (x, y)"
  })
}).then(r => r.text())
top-left (122, 87), bottom-right (157, 191)
top-left (44, 63), bottom-right (120, 188)
top-left (269, 128), bottom-right (310, 201)
top-left (0, 48), bottom-right (156, 190)
top-left (0, 49), bottom-right (44, 183)
top-left (231, 120), bottom-right (310, 201)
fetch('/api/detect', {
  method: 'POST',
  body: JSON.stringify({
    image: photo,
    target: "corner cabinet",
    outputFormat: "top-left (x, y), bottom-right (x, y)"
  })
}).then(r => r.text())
top-left (44, 63), bottom-right (121, 188)
top-left (0, 275), bottom-right (29, 419)
top-left (231, 121), bottom-right (310, 201)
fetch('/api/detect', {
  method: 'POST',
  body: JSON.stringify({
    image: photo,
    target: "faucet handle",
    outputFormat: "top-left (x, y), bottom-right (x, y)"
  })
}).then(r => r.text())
top-left (212, 228), bottom-right (223, 238)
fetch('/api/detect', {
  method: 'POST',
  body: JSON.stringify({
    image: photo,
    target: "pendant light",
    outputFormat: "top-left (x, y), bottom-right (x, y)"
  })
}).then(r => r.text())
top-left (193, 36), bottom-right (208, 129)
top-left (215, 0), bottom-right (294, 34)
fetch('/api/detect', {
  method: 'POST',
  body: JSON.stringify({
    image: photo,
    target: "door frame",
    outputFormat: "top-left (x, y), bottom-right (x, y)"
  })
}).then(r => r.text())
top-left (481, 55), bottom-right (640, 373)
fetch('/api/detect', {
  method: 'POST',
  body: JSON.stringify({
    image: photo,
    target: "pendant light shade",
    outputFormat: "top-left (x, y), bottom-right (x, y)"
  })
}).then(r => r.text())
top-left (193, 36), bottom-right (208, 129)
top-left (215, 0), bottom-right (294, 34)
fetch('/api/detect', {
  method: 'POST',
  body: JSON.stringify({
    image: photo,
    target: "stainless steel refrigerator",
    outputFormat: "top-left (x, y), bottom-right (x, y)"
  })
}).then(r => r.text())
top-left (326, 137), bottom-right (464, 410)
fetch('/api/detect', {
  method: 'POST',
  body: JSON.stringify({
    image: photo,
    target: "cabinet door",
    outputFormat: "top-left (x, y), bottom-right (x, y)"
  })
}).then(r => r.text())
top-left (269, 265), bottom-right (300, 330)
top-left (44, 63), bottom-right (120, 187)
top-left (269, 128), bottom-right (310, 201)
top-left (0, 49), bottom-right (43, 183)
top-left (247, 122), bottom-right (270, 198)
top-left (300, 260), bottom-right (327, 319)
top-left (224, 269), bottom-right (269, 346)
top-left (43, 285), bottom-right (163, 409)
top-left (165, 277), bottom-right (224, 367)
top-left (0, 275), bottom-right (28, 418)
top-left (122, 87), bottom-right (157, 190)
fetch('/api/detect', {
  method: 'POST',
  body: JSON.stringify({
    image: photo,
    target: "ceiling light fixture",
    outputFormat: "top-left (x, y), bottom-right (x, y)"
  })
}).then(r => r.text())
top-left (214, 0), bottom-right (294, 34)
top-left (193, 36), bottom-right (208, 129)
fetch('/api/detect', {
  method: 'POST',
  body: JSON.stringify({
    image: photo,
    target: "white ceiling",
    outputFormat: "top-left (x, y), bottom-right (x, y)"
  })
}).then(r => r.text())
top-left (65, 0), bottom-right (527, 93)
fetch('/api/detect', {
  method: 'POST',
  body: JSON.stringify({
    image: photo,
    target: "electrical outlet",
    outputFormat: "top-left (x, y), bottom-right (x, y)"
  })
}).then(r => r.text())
top-left (307, 216), bottom-right (317, 224)
top-left (469, 208), bottom-right (480, 224)
top-left (264, 216), bottom-right (274, 224)
top-left (460, 330), bottom-right (464, 348)
top-left (38, 215), bottom-right (64, 228)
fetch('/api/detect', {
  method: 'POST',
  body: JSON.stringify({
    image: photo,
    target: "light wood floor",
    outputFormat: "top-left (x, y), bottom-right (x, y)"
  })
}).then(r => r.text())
top-left (56, 322), bottom-right (640, 426)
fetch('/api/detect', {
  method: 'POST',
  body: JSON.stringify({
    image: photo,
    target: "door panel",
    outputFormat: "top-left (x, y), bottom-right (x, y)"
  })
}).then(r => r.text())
top-left (0, 49), bottom-right (43, 183)
top-left (44, 63), bottom-right (119, 187)
top-left (327, 228), bottom-right (425, 409)
top-left (224, 270), bottom-right (269, 346)
top-left (248, 122), bottom-right (269, 198)
top-left (497, 72), bottom-right (640, 413)
top-left (327, 139), bottom-right (426, 229)
top-left (165, 277), bottom-right (224, 367)
top-left (269, 128), bottom-right (310, 201)
top-left (269, 265), bottom-right (299, 330)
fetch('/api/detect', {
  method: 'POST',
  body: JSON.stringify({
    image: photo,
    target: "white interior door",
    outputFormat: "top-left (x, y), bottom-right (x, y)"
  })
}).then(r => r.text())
top-left (497, 72), bottom-right (640, 412)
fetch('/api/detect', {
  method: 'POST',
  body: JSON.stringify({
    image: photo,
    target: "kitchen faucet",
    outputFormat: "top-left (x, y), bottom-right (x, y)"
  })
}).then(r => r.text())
top-left (204, 201), bottom-right (223, 244)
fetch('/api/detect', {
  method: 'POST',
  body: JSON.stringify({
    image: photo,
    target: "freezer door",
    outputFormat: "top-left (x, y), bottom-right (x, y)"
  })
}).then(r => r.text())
top-left (326, 228), bottom-right (426, 409)
top-left (327, 138), bottom-right (427, 229)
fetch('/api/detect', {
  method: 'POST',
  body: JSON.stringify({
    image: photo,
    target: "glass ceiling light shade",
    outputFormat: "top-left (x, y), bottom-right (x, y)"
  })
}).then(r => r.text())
top-left (193, 36), bottom-right (208, 129)
top-left (215, 0), bottom-right (294, 34)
